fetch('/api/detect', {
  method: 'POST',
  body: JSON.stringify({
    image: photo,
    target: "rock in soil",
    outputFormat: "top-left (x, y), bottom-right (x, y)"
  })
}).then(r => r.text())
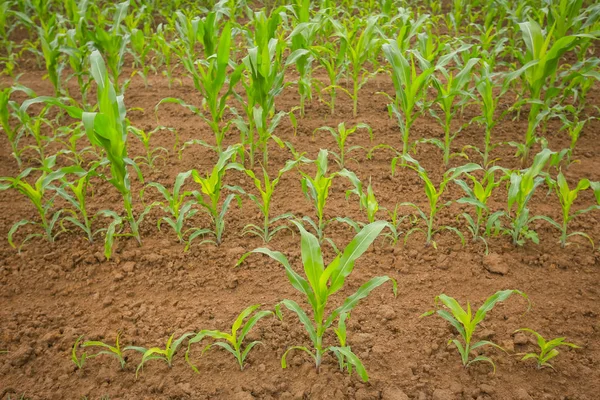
top-left (483, 253), bottom-right (509, 275)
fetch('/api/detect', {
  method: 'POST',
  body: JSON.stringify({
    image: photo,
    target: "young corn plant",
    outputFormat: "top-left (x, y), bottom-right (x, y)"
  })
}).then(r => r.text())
top-left (145, 170), bottom-right (207, 245)
top-left (299, 149), bottom-right (339, 243)
top-left (310, 37), bottom-right (347, 115)
top-left (393, 154), bottom-right (481, 248)
top-left (289, 1), bottom-right (318, 118)
top-left (129, 125), bottom-right (171, 170)
top-left (133, 332), bottom-right (194, 378)
top-left (506, 20), bottom-right (592, 164)
top-left (330, 313), bottom-right (358, 377)
top-left (427, 57), bottom-right (480, 166)
top-left (236, 28), bottom-right (308, 166)
top-left (82, 332), bottom-right (127, 369)
top-left (0, 156), bottom-right (65, 249)
top-left (239, 159), bottom-right (302, 243)
top-left (190, 145), bottom-right (243, 247)
top-left (454, 167), bottom-right (509, 252)
top-left (0, 85), bottom-right (35, 169)
top-left (238, 221), bottom-right (396, 381)
top-left (313, 122), bottom-right (372, 169)
top-left (21, 50), bottom-right (145, 254)
top-left (72, 336), bottom-right (91, 370)
top-left (542, 172), bottom-right (600, 248)
top-left (158, 22), bottom-right (242, 153)
top-left (487, 149), bottom-right (554, 246)
top-left (89, 1), bottom-right (130, 93)
top-left (471, 63), bottom-right (506, 167)
top-left (129, 27), bottom-right (154, 88)
top-left (37, 15), bottom-right (63, 96)
top-left (335, 169), bottom-right (380, 232)
top-left (186, 305), bottom-right (273, 371)
top-left (422, 290), bottom-right (530, 372)
top-left (382, 40), bottom-right (434, 156)
top-left (514, 328), bottom-right (580, 370)
top-left (334, 16), bottom-right (382, 117)
top-left (383, 204), bottom-right (410, 246)
top-left (61, 29), bottom-right (91, 107)
top-left (49, 163), bottom-right (100, 243)
top-left (333, 16), bottom-right (383, 117)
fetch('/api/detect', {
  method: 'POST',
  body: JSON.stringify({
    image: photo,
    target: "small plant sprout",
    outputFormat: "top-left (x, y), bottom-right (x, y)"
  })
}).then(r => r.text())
top-left (0, 156), bottom-right (66, 248)
top-left (542, 172), bottom-right (600, 248)
top-left (190, 145), bottom-right (243, 247)
top-left (21, 50), bottom-right (146, 253)
top-left (330, 312), bottom-right (361, 377)
top-left (514, 328), bottom-right (580, 370)
top-left (72, 336), bottom-right (90, 370)
top-left (394, 154), bottom-right (482, 248)
top-left (382, 40), bottom-right (434, 156)
top-left (422, 290), bottom-right (530, 372)
top-left (82, 332), bottom-right (127, 369)
top-left (134, 332), bottom-right (194, 378)
top-left (239, 159), bottom-right (302, 243)
top-left (299, 149), bottom-right (341, 243)
top-left (454, 166), bottom-right (509, 252)
top-left (336, 169), bottom-right (380, 232)
top-left (427, 55), bottom-right (479, 166)
top-left (312, 122), bottom-right (372, 169)
top-left (487, 149), bottom-right (554, 246)
top-left (186, 305), bottom-right (273, 371)
top-left (238, 221), bottom-right (396, 381)
top-left (145, 170), bottom-right (205, 245)
top-left (129, 125), bottom-right (171, 169)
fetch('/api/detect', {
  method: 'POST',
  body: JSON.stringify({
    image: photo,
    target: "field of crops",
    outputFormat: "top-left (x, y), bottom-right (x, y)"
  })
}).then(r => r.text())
top-left (1, 0), bottom-right (599, 399)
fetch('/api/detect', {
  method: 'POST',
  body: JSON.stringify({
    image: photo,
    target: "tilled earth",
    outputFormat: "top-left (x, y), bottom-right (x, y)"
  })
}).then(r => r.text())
top-left (0, 55), bottom-right (599, 400)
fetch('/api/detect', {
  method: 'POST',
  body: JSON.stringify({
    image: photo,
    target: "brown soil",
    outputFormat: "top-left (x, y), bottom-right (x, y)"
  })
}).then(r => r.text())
top-left (1, 57), bottom-right (599, 400)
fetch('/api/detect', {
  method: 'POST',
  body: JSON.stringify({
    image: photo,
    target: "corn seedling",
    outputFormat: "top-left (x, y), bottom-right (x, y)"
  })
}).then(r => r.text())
top-left (393, 154), bottom-right (481, 247)
top-left (382, 40), bottom-right (434, 156)
top-left (0, 84), bottom-right (35, 169)
top-left (454, 167), bottom-right (509, 252)
top-left (129, 126), bottom-right (171, 169)
top-left (310, 37), bottom-right (347, 115)
top-left (542, 172), bottom-right (600, 248)
top-left (238, 159), bottom-right (302, 243)
top-left (238, 221), bottom-right (396, 381)
top-left (330, 312), bottom-right (358, 376)
top-left (21, 50), bottom-right (145, 251)
top-left (313, 122), bottom-right (372, 169)
top-left (335, 169), bottom-right (380, 232)
top-left (47, 163), bottom-right (100, 243)
top-left (134, 332), bottom-right (194, 378)
top-left (72, 335), bottom-right (90, 370)
top-left (186, 305), bottom-right (272, 371)
top-left (190, 145), bottom-right (243, 247)
top-left (158, 21), bottom-right (241, 153)
top-left (236, 24), bottom-right (308, 166)
top-left (427, 56), bottom-right (479, 166)
top-left (470, 63), bottom-right (507, 167)
top-left (506, 20), bottom-right (592, 164)
top-left (82, 332), bottom-right (127, 369)
top-left (37, 15), bottom-right (63, 96)
top-left (0, 156), bottom-right (67, 248)
top-left (299, 149), bottom-right (339, 243)
top-left (89, 1), bottom-right (130, 93)
top-left (514, 328), bottom-right (580, 370)
top-left (333, 16), bottom-right (383, 117)
top-left (289, 2), bottom-right (318, 118)
top-left (145, 170), bottom-right (207, 245)
top-left (129, 27), bottom-right (154, 88)
top-left (487, 149), bottom-right (554, 246)
top-left (422, 290), bottom-right (530, 372)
